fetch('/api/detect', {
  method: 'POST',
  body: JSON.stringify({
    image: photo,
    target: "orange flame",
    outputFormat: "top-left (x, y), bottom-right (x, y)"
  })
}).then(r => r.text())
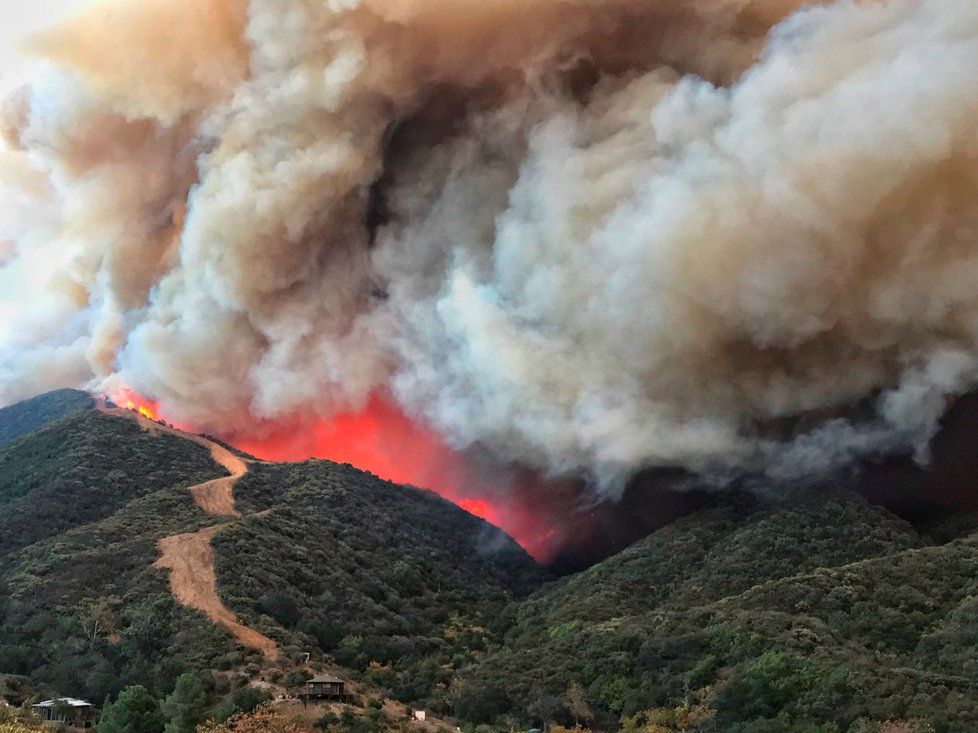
top-left (110, 389), bottom-right (160, 423)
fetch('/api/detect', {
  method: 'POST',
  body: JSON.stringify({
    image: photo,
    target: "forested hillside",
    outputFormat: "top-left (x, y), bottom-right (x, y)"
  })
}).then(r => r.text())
top-left (460, 494), bottom-right (978, 732)
top-left (0, 403), bottom-right (548, 725)
top-left (0, 410), bottom-right (222, 560)
top-left (0, 410), bottom-right (235, 700)
top-left (5, 394), bottom-right (978, 732)
top-left (213, 460), bottom-right (547, 708)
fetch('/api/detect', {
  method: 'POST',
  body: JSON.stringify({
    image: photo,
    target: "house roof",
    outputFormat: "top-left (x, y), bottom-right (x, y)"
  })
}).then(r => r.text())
top-left (308, 675), bottom-right (344, 684)
top-left (33, 698), bottom-right (94, 708)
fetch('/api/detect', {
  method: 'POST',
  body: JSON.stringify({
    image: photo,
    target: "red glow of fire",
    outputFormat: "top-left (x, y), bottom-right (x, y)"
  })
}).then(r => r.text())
top-left (108, 388), bottom-right (566, 561)
top-left (233, 395), bottom-right (565, 561)
top-left (457, 498), bottom-right (496, 523)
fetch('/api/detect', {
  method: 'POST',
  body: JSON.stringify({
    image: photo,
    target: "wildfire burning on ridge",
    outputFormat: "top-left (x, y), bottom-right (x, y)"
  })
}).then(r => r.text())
top-left (108, 386), bottom-right (563, 561)
top-left (130, 401), bottom-right (156, 421)
top-left (107, 388), bottom-right (158, 421)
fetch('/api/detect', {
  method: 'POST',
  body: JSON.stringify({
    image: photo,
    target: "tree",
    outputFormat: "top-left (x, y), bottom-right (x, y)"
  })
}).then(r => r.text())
top-left (196, 706), bottom-right (312, 732)
top-left (565, 683), bottom-right (592, 727)
top-left (258, 593), bottom-right (301, 629)
top-left (162, 673), bottom-right (208, 733)
top-left (79, 596), bottom-right (121, 648)
top-left (97, 685), bottom-right (165, 733)
top-left (52, 700), bottom-right (74, 724)
top-left (527, 695), bottom-right (565, 732)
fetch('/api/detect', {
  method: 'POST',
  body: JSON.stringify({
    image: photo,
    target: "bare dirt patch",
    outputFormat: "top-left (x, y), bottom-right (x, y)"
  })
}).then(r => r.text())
top-left (189, 443), bottom-right (245, 516)
top-left (155, 526), bottom-right (278, 660)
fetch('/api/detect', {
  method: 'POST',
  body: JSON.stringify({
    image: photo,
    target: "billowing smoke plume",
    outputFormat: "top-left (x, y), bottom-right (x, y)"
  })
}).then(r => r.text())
top-left (3, 0), bottom-right (978, 494)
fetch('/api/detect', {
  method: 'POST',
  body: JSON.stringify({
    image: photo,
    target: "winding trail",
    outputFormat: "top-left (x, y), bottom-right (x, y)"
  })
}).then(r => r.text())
top-left (100, 402), bottom-right (278, 659)
top-left (189, 443), bottom-right (246, 517)
top-left (155, 526), bottom-right (279, 659)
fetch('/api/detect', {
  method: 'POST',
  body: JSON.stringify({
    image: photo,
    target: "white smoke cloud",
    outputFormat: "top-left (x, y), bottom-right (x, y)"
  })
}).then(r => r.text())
top-left (0, 0), bottom-right (88, 89)
top-left (3, 0), bottom-right (978, 494)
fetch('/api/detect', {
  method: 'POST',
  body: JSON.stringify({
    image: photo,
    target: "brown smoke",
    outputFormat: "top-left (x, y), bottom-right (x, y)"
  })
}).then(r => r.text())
top-left (3, 0), bottom-right (978, 494)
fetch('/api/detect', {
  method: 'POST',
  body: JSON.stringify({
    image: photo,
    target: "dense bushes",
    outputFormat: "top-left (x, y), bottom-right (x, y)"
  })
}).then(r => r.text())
top-left (0, 411), bottom-right (221, 560)
top-left (712, 651), bottom-right (853, 728)
top-left (212, 461), bottom-right (549, 709)
top-left (456, 494), bottom-right (978, 731)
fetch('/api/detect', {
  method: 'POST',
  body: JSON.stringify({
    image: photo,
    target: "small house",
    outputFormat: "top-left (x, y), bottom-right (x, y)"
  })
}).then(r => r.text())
top-left (306, 675), bottom-right (346, 700)
top-left (32, 698), bottom-right (96, 728)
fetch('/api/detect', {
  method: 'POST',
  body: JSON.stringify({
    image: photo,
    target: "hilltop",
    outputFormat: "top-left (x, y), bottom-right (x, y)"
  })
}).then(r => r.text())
top-left (0, 388), bottom-right (93, 447)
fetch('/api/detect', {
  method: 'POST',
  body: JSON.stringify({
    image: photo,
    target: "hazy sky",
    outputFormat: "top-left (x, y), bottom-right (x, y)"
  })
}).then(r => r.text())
top-left (0, 0), bottom-right (88, 79)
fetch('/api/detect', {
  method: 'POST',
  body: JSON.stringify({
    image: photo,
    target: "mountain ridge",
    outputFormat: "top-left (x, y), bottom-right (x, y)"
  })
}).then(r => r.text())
top-left (0, 388), bottom-right (94, 447)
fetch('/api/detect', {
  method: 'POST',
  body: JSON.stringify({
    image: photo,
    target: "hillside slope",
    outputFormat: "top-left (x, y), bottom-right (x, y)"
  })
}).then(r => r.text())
top-left (462, 493), bottom-right (978, 732)
top-left (212, 460), bottom-right (548, 707)
top-left (0, 409), bottom-right (221, 562)
top-left (0, 403), bottom-right (548, 717)
top-left (0, 409), bottom-right (238, 701)
top-left (0, 389), bottom-right (93, 446)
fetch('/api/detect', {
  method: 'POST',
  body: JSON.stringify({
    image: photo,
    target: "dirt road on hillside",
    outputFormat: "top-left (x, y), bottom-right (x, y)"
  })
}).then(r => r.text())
top-left (155, 526), bottom-right (278, 660)
top-left (101, 401), bottom-right (278, 659)
top-left (190, 443), bottom-right (245, 516)
top-left (99, 403), bottom-right (245, 516)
